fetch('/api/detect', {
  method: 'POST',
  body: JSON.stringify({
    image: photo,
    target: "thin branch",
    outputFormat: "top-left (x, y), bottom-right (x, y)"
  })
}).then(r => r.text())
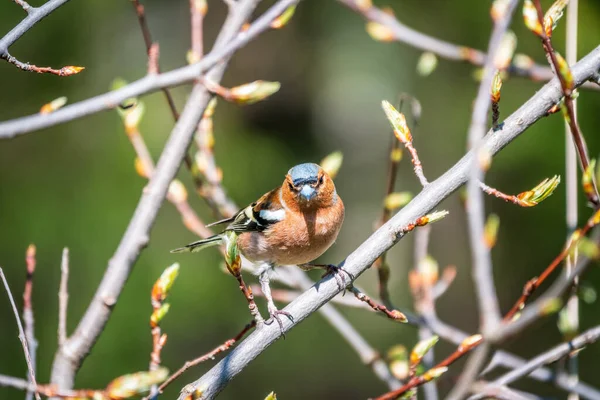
top-left (348, 285), bottom-right (407, 321)
top-left (335, 0), bottom-right (554, 82)
top-left (473, 325), bottom-right (600, 398)
top-left (446, 344), bottom-right (491, 400)
top-left (466, 0), bottom-right (519, 336)
top-left (0, 0), bottom-right (82, 76)
top-left (0, 0), bottom-right (301, 139)
top-left (58, 248), bottom-right (69, 347)
top-left (531, 0), bottom-right (599, 206)
top-left (0, 267), bottom-right (41, 400)
top-left (49, 0), bottom-right (272, 389)
top-left (152, 321), bottom-right (256, 397)
top-left (564, 1), bottom-right (580, 398)
top-left (22, 245), bottom-right (38, 400)
top-left (177, 46), bottom-right (600, 400)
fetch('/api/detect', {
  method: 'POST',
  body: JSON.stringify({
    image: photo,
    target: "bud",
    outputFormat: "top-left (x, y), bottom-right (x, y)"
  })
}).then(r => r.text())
top-left (541, 297), bottom-right (562, 316)
top-left (523, 0), bottom-right (543, 36)
top-left (384, 192), bottom-right (413, 211)
top-left (400, 390), bottom-right (417, 399)
top-left (168, 180), bottom-right (188, 203)
top-left (271, 5), bottom-right (296, 29)
top-left (390, 147), bottom-right (403, 162)
top-left (416, 52), bottom-right (438, 77)
top-left (418, 255), bottom-right (439, 286)
top-left (516, 175), bottom-right (561, 207)
top-left (417, 210), bottom-right (449, 226)
top-left (460, 334), bottom-right (483, 349)
top-left (366, 22), bottom-right (395, 42)
top-left (579, 283), bottom-right (597, 304)
top-left (40, 96), bottom-right (68, 114)
top-left (544, 0), bottom-right (568, 37)
top-left (152, 263), bottom-right (180, 303)
top-left (389, 309), bottom-right (408, 322)
top-left (59, 66), bottom-right (85, 76)
top-left (578, 237), bottom-right (600, 260)
top-left (320, 151), bottom-right (343, 180)
top-left (264, 391), bottom-right (277, 400)
top-left (387, 345), bottom-right (408, 380)
top-left (193, 0), bottom-right (208, 16)
top-left (410, 336), bottom-right (439, 368)
top-left (513, 53), bottom-right (535, 70)
top-left (381, 100), bottom-right (412, 143)
top-left (491, 0), bottom-right (511, 21)
top-left (106, 367), bottom-right (169, 399)
top-left (151, 303), bottom-right (171, 327)
top-left (135, 157), bottom-right (151, 179)
top-left (554, 52), bottom-right (574, 91)
top-left (478, 147), bottom-right (492, 172)
top-left (356, 0), bottom-right (372, 10)
top-left (494, 31), bottom-right (517, 70)
top-left (490, 71), bottom-right (503, 103)
top-left (557, 308), bottom-right (577, 339)
top-left (224, 231), bottom-right (241, 275)
top-left (583, 159), bottom-right (596, 199)
top-left (484, 213), bottom-right (500, 249)
top-left (422, 366), bottom-right (448, 382)
top-left (229, 81), bottom-right (281, 105)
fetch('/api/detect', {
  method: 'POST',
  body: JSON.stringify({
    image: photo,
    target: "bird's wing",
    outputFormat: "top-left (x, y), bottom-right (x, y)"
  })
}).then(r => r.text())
top-left (225, 187), bottom-right (285, 234)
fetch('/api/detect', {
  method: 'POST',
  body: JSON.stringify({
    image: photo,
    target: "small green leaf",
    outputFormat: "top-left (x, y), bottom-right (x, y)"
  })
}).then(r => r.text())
top-left (516, 175), bottom-right (561, 206)
top-left (106, 367), bottom-right (169, 399)
top-left (410, 336), bottom-right (439, 368)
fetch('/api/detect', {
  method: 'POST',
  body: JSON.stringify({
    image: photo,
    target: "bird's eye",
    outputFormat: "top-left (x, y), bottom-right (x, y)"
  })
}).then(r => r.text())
top-left (288, 182), bottom-right (294, 191)
top-left (318, 176), bottom-right (324, 185)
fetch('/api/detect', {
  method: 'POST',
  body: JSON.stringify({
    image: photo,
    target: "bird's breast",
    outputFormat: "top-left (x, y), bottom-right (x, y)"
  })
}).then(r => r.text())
top-left (237, 200), bottom-right (344, 266)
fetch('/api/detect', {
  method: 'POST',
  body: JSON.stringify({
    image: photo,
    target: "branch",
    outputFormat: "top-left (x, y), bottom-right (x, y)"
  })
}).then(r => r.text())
top-left (23, 245), bottom-right (38, 400)
top-left (0, 0), bottom-right (84, 76)
top-left (49, 0), bottom-right (278, 389)
top-left (466, 0), bottom-right (519, 337)
top-left (58, 248), bottom-right (69, 347)
top-left (335, 0), bottom-right (553, 82)
top-left (472, 325), bottom-right (600, 399)
top-left (0, 0), bottom-right (300, 139)
top-left (178, 44), bottom-right (600, 400)
top-left (0, 268), bottom-right (41, 400)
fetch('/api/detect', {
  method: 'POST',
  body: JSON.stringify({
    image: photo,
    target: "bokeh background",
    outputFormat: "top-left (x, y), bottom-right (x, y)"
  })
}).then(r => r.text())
top-left (2, 0), bottom-right (600, 398)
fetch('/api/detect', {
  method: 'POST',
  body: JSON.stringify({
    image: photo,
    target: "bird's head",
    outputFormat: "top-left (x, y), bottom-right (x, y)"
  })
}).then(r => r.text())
top-left (283, 163), bottom-right (337, 209)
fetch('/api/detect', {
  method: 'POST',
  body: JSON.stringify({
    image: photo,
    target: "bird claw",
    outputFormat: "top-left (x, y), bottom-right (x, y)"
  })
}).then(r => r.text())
top-left (265, 309), bottom-right (294, 338)
top-left (322, 264), bottom-right (354, 292)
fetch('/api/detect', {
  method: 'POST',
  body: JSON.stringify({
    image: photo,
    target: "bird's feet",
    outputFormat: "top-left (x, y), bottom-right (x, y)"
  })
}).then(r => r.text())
top-left (321, 264), bottom-right (354, 292)
top-left (264, 303), bottom-right (294, 337)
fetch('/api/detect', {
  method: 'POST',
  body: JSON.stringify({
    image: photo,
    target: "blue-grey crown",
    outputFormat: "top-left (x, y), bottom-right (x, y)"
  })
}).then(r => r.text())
top-left (288, 163), bottom-right (320, 186)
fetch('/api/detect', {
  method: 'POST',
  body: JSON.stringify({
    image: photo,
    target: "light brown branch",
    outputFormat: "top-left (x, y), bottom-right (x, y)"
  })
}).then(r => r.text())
top-left (58, 248), bottom-right (69, 347)
top-left (23, 245), bottom-right (38, 400)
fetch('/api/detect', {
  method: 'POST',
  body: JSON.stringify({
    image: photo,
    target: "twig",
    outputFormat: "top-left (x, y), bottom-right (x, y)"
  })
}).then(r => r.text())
top-left (177, 45), bottom-right (600, 400)
top-left (348, 285), bottom-right (407, 322)
top-left (0, 268), bottom-right (41, 400)
top-left (23, 245), bottom-right (38, 400)
top-left (335, 0), bottom-right (554, 82)
top-left (446, 344), bottom-right (491, 400)
top-left (12, 0), bottom-right (32, 13)
top-left (0, 0), bottom-right (82, 76)
top-left (0, 374), bottom-right (94, 398)
top-left (564, 2), bottom-right (580, 398)
top-left (0, 0), bottom-right (301, 138)
top-left (49, 0), bottom-right (270, 388)
top-left (531, 0), bottom-right (599, 206)
top-left (503, 209), bottom-right (600, 322)
top-left (466, 0), bottom-right (519, 337)
top-left (152, 321), bottom-right (256, 396)
top-left (473, 325), bottom-right (600, 398)
top-left (58, 248), bottom-right (69, 347)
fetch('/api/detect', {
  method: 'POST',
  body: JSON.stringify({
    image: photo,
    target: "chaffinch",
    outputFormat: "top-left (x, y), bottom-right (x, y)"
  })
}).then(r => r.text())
top-left (172, 162), bottom-right (346, 328)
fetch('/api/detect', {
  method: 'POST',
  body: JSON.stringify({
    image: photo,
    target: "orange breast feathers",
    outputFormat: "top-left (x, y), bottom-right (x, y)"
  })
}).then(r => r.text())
top-left (237, 187), bottom-right (345, 266)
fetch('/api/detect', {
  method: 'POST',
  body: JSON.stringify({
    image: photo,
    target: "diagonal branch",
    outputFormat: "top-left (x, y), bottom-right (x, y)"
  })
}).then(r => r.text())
top-left (48, 0), bottom-right (276, 390)
top-left (177, 44), bottom-right (600, 400)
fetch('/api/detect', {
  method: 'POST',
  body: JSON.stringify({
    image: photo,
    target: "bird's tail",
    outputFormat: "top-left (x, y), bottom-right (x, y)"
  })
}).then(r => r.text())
top-left (170, 235), bottom-right (223, 253)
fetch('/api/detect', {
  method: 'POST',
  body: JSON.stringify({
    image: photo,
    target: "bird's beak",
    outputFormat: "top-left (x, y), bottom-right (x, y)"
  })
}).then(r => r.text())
top-left (299, 185), bottom-right (316, 201)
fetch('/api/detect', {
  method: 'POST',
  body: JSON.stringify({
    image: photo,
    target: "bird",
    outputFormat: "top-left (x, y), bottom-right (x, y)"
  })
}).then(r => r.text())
top-left (171, 162), bottom-right (347, 330)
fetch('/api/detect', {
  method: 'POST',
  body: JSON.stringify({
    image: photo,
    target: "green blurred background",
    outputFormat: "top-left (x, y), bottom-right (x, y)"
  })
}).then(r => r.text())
top-left (2, 0), bottom-right (600, 398)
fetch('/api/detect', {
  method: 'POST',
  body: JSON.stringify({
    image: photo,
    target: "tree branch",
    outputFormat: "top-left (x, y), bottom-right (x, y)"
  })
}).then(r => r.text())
top-left (177, 45), bottom-right (600, 400)
top-left (0, 0), bottom-right (301, 139)
top-left (48, 0), bottom-right (275, 389)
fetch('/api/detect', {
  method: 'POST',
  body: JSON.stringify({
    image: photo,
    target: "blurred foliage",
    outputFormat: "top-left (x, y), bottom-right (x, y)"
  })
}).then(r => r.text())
top-left (1, 0), bottom-right (600, 399)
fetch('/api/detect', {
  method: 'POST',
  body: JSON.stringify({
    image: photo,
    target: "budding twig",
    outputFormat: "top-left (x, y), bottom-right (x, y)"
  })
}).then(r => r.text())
top-left (348, 285), bottom-right (407, 322)
top-left (0, 267), bottom-right (41, 400)
top-left (152, 321), bottom-right (256, 396)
